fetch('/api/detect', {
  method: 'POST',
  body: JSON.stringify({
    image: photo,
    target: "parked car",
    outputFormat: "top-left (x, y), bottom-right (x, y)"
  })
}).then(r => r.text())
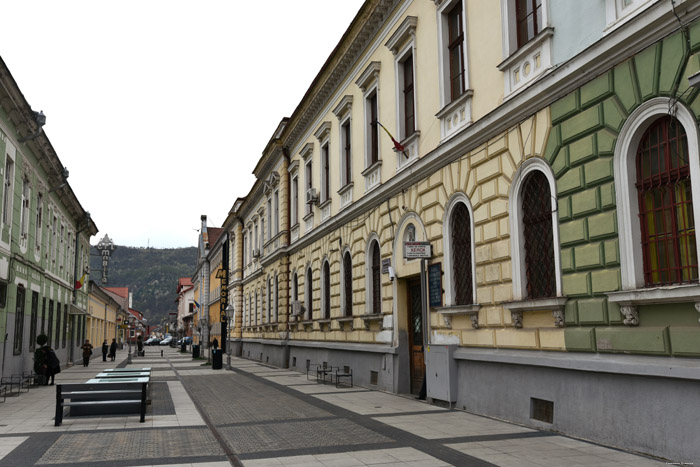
top-left (159, 336), bottom-right (173, 345)
top-left (144, 336), bottom-right (157, 345)
top-left (176, 336), bottom-right (192, 345)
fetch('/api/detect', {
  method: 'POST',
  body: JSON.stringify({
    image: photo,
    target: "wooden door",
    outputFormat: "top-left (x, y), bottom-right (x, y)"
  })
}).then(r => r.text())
top-left (407, 279), bottom-right (424, 394)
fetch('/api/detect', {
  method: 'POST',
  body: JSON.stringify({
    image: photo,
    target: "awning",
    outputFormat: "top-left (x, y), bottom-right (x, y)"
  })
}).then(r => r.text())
top-left (68, 304), bottom-right (88, 315)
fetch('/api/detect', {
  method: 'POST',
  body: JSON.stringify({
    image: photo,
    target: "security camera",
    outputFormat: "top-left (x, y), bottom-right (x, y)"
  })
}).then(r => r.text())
top-left (388, 266), bottom-right (396, 281)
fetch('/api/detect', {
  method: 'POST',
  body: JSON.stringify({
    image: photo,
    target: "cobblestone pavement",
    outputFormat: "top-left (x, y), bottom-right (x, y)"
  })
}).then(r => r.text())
top-left (0, 346), bottom-right (675, 466)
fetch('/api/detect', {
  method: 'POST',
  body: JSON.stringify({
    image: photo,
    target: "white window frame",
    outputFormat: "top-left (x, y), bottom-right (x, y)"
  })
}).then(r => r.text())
top-left (613, 98), bottom-right (700, 292)
top-left (35, 192), bottom-right (43, 257)
top-left (2, 149), bottom-right (15, 230)
top-left (604, 0), bottom-right (654, 30)
top-left (443, 193), bottom-right (478, 306)
top-left (305, 265), bottom-right (313, 320)
top-left (274, 273), bottom-right (278, 323)
top-left (508, 157), bottom-right (563, 301)
top-left (356, 61), bottom-right (381, 171)
top-left (19, 177), bottom-right (30, 251)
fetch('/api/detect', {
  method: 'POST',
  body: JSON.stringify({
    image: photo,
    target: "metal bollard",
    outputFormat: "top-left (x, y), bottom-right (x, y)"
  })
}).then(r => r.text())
top-left (161, 349), bottom-right (163, 357)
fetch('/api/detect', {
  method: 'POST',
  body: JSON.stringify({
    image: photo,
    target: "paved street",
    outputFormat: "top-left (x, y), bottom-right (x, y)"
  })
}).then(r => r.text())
top-left (0, 346), bottom-right (668, 466)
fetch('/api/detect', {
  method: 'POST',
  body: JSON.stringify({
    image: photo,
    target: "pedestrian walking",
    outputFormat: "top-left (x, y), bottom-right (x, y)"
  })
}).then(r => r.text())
top-left (102, 340), bottom-right (109, 362)
top-left (212, 338), bottom-right (218, 350)
top-left (81, 340), bottom-right (94, 367)
top-left (109, 339), bottom-right (117, 361)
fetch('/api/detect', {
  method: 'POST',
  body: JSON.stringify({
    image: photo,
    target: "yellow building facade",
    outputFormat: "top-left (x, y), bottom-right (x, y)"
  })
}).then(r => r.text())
top-left (86, 281), bottom-right (124, 349)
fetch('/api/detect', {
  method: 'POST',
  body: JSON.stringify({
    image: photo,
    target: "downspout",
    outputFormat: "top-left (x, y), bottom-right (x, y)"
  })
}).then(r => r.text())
top-left (283, 146), bottom-right (292, 367)
top-left (72, 212), bottom-right (91, 364)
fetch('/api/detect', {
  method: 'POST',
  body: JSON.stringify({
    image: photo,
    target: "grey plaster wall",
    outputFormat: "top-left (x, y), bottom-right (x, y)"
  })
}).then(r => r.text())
top-left (455, 359), bottom-right (700, 462)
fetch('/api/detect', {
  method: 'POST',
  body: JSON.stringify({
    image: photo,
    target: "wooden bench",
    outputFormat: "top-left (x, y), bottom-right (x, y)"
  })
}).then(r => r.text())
top-left (55, 382), bottom-right (147, 426)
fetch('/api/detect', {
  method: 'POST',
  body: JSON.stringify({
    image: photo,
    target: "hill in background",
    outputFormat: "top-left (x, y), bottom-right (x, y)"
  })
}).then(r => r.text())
top-left (89, 245), bottom-right (198, 325)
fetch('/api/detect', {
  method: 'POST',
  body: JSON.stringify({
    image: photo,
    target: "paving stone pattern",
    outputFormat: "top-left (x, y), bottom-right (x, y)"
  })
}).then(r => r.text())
top-left (35, 428), bottom-right (223, 464)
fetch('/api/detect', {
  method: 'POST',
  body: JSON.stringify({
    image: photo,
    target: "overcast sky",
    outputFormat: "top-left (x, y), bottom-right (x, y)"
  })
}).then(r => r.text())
top-left (0, 0), bottom-right (364, 248)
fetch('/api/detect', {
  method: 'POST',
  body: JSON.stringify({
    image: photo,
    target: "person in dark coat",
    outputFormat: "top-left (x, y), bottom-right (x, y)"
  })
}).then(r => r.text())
top-left (212, 338), bottom-right (218, 350)
top-left (101, 340), bottom-right (109, 362)
top-left (109, 339), bottom-right (117, 361)
top-left (34, 334), bottom-right (61, 385)
top-left (81, 340), bottom-right (94, 367)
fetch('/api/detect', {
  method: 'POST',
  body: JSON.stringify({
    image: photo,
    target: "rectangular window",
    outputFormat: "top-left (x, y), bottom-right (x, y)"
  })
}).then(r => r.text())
top-left (48, 300), bottom-right (54, 346)
top-left (516, 0), bottom-right (542, 48)
top-left (267, 199), bottom-right (272, 241)
top-left (55, 303), bottom-right (61, 348)
top-left (41, 297), bottom-right (46, 335)
top-left (13, 286), bottom-right (26, 355)
top-left (322, 143), bottom-right (330, 202)
top-left (341, 120), bottom-right (352, 186)
top-left (254, 222), bottom-right (258, 251)
top-left (59, 224), bottom-right (65, 270)
top-left (291, 176), bottom-right (299, 225)
top-left (29, 291), bottom-right (39, 349)
top-left (19, 179), bottom-right (30, 245)
top-left (369, 93), bottom-right (379, 165)
top-left (274, 190), bottom-right (279, 235)
top-left (448, 1), bottom-right (466, 101)
top-left (35, 193), bottom-right (43, 252)
top-left (2, 158), bottom-right (13, 226)
top-left (402, 53), bottom-right (415, 138)
top-left (62, 304), bottom-right (68, 348)
top-left (0, 282), bottom-right (7, 308)
top-left (305, 160), bottom-right (313, 215)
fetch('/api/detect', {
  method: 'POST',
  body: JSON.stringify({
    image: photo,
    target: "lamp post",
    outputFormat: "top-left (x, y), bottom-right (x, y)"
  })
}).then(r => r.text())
top-left (126, 315), bottom-right (135, 364)
top-left (224, 304), bottom-right (234, 369)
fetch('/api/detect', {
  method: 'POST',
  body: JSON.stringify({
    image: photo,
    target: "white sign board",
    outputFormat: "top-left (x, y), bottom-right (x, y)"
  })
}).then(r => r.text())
top-left (404, 241), bottom-right (431, 259)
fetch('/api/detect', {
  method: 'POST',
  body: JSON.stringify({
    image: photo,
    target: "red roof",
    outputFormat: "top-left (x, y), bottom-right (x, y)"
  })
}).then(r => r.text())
top-left (208, 227), bottom-right (224, 248)
top-left (104, 287), bottom-right (129, 299)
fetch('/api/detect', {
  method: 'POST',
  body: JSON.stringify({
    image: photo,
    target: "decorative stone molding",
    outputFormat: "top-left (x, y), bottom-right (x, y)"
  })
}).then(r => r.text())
top-left (502, 297), bottom-right (567, 329)
top-left (300, 142), bottom-right (314, 162)
top-left (361, 313), bottom-right (384, 330)
top-left (362, 160), bottom-right (382, 192)
top-left (619, 305), bottom-right (639, 326)
top-left (337, 316), bottom-right (354, 331)
top-left (396, 131), bottom-right (420, 171)
top-left (338, 183), bottom-right (353, 209)
top-left (435, 304), bottom-right (481, 329)
top-left (332, 95), bottom-right (353, 120)
top-left (355, 61), bottom-right (381, 92)
top-left (320, 199), bottom-right (331, 222)
top-left (552, 310), bottom-right (565, 328)
top-left (498, 28), bottom-right (554, 98)
top-left (314, 121), bottom-right (331, 142)
top-left (436, 90), bottom-right (473, 142)
top-left (385, 16), bottom-right (418, 56)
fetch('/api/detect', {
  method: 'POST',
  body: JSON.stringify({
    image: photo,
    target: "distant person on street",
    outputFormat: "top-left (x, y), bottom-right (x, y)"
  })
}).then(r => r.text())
top-left (212, 338), bottom-right (218, 350)
top-left (81, 340), bottom-right (94, 367)
top-left (33, 333), bottom-right (61, 385)
top-left (109, 339), bottom-right (117, 361)
top-left (102, 340), bottom-right (109, 361)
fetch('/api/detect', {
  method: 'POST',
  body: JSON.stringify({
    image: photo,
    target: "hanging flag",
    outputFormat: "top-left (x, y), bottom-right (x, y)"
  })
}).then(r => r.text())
top-left (74, 274), bottom-right (86, 290)
top-left (375, 121), bottom-right (409, 158)
top-left (193, 300), bottom-right (200, 310)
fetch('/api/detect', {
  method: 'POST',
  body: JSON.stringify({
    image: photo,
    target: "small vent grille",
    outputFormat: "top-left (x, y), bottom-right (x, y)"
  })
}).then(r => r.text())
top-left (530, 398), bottom-right (554, 424)
top-left (370, 371), bottom-right (378, 385)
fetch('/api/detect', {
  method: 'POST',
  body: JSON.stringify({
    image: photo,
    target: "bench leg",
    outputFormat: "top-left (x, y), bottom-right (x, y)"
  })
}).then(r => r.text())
top-left (140, 384), bottom-right (147, 423)
top-left (55, 386), bottom-right (63, 427)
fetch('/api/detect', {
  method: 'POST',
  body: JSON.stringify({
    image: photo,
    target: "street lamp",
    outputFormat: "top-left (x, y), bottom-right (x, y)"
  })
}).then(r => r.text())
top-left (224, 304), bottom-right (234, 369)
top-left (126, 315), bottom-right (135, 364)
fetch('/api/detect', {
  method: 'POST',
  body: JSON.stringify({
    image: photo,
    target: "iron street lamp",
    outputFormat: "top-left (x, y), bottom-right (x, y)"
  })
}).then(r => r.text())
top-left (126, 316), bottom-right (135, 364)
top-left (224, 304), bottom-right (234, 369)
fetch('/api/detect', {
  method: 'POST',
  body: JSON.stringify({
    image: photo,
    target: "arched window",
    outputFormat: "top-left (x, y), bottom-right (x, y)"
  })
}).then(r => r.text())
top-left (521, 170), bottom-right (556, 298)
top-left (305, 267), bottom-right (313, 320)
top-left (369, 240), bottom-right (382, 313)
top-left (322, 260), bottom-right (331, 320)
top-left (636, 116), bottom-right (697, 286)
top-left (274, 273), bottom-right (279, 322)
top-left (342, 251), bottom-right (353, 317)
top-left (451, 203), bottom-right (473, 304)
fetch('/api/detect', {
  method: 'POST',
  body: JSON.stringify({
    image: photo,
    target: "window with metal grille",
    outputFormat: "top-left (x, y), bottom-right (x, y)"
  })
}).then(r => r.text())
top-left (521, 171), bottom-right (556, 298)
top-left (451, 203), bottom-right (473, 304)
top-left (55, 303), bottom-right (61, 348)
top-left (323, 261), bottom-right (331, 320)
top-left (29, 291), bottom-right (38, 349)
top-left (343, 252), bottom-right (353, 316)
top-left (448, 1), bottom-right (465, 101)
top-left (636, 116), bottom-right (698, 286)
top-left (371, 241), bottom-right (382, 313)
top-left (13, 285), bottom-right (25, 355)
top-left (306, 267), bottom-right (313, 319)
top-left (516, 0), bottom-right (542, 48)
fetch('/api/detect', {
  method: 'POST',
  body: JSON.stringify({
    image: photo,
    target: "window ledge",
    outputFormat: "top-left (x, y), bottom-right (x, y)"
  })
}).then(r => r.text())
top-left (337, 316), bottom-right (354, 331)
top-left (498, 27), bottom-right (554, 71)
top-left (361, 160), bottom-right (383, 177)
top-left (502, 297), bottom-right (567, 328)
top-left (435, 304), bottom-right (481, 328)
top-left (607, 284), bottom-right (700, 326)
top-left (360, 313), bottom-right (384, 330)
top-left (436, 90), bottom-right (474, 142)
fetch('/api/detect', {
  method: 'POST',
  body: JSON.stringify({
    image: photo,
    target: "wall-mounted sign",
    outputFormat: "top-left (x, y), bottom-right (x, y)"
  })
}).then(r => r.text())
top-left (428, 263), bottom-right (442, 308)
top-left (381, 258), bottom-right (391, 274)
top-left (404, 241), bottom-right (431, 259)
top-left (96, 234), bottom-right (116, 285)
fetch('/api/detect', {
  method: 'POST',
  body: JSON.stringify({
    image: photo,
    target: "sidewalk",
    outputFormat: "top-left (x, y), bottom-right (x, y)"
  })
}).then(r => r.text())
top-left (0, 346), bottom-right (671, 466)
